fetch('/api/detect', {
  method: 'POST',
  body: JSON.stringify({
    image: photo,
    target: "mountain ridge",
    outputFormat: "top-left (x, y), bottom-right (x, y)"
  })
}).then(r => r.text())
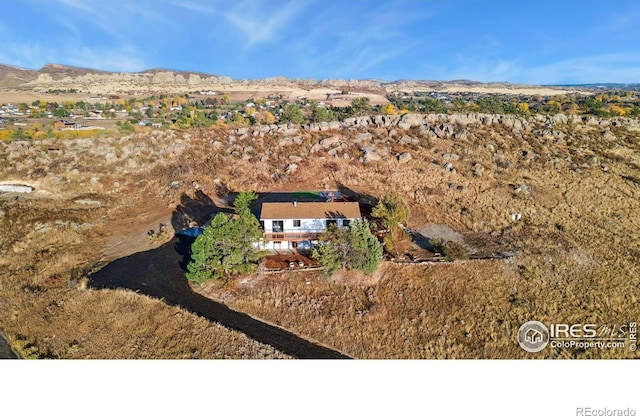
top-left (0, 62), bottom-right (623, 96)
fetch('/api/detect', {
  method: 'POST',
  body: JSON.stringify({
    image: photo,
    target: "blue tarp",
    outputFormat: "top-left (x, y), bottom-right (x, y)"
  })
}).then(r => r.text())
top-left (177, 227), bottom-right (204, 238)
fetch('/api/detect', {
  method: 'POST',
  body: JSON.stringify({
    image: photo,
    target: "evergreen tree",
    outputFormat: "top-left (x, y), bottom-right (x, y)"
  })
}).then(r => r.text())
top-left (371, 190), bottom-right (410, 229)
top-left (186, 190), bottom-right (264, 283)
top-left (346, 220), bottom-right (383, 275)
top-left (312, 241), bottom-right (342, 276)
top-left (371, 190), bottom-right (410, 256)
top-left (312, 220), bottom-right (382, 276)
top-left (280, 104), bottom-right (305, 124)
top-left (349, 97), bottom-right (371, 116)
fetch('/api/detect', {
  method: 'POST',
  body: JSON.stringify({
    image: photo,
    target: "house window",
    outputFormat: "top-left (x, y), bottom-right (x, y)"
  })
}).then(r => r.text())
top-left (342, 219), bottom-right (350, 228)
top-left (272, 221), bottom-right (284, 233)
top-left (326, 219), bottom-right (337, 229)
top-left (293, 220), bottom-right (301, 228)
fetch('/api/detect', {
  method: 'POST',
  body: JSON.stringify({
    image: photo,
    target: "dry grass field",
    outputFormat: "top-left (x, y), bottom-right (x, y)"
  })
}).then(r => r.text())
top-left (1, 112), bottom-right (638, 358)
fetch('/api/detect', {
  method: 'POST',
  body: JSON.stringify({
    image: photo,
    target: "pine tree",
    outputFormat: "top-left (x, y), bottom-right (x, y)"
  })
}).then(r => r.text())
top-left (312, 242), bottom-right (342, 277)
top-left (371, 190), bottom-right (410, 229)
top-left (186, 191), bottom-right (265, 283)
top-left (312, 220), bottom-right (382, 276)
top-left (346, 220), bottom-right (383, 275)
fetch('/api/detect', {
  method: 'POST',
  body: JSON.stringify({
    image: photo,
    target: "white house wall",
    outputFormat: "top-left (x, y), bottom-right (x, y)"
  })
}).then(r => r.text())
top-left (259, 240), bottom-right (291, 251)
top-left (263, 218), bottom-right (357, 233)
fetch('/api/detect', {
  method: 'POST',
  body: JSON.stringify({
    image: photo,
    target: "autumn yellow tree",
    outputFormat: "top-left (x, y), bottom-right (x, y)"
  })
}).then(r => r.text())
top-left (517, 103), bottom-right (530, 115)
top-left (255, 109), bottom-right (275, 125)
top-left (380, 104), bottom-right (397, 115)
top-left (244, 106), bottom-right (256, 117)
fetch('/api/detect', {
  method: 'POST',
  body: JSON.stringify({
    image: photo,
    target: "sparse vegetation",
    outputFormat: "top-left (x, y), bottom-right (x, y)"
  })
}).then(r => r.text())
top-left (1, 85), bottom-right (639, 359)
top-left (428, 236), bottom-right (469, 261)
top-left (116, 120), bottom-right (135, 133)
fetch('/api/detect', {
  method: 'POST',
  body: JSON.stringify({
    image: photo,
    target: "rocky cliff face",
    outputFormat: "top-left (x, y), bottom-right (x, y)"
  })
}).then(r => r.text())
top-left (25, 70), bottom-right (235, 92)
top-left (23, 70), bottom-right (397, 92)
top-left (1, 62), bottom-right (578, 95)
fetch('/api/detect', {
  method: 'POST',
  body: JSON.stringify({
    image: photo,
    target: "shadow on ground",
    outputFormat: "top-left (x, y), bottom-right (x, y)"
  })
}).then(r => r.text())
top-left (171, 190), bottom-right (234, 231)
top-left (0, 331), bottom-right (18, 359)
top-left (406, 230), bottom-right (435, 251)
top-left (91, 191), bottom-right (350, 359)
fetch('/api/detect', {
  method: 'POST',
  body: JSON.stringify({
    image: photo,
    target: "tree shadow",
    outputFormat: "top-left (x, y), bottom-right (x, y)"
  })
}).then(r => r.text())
top-left (89, 236), bottom-right (349, 359)
top-left (171, 190), bottom-right (233, 231)
top-left (405, 229), bottom-right (435, 251)
top-left (0, 331), bottom-right (18, 359)
top-left (335, 181), bottom-right (379, 217)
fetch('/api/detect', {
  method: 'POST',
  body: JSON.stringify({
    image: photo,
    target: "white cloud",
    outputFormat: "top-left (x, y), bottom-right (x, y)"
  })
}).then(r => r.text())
top-left (171, 0), bottom-right (304, 46)
top-left (54, 0), bottom-right (93, 13)
top-left (522, 54), bottom-right (640, 84)
top-left (222, 0), bottom-right (306, 45)
top-left (286, 4), bottom-right (432, 80)
top-left (0, 43), bottom-right (56, 69)
top-left (425, 53), bottom-right (640, 84)
top-left (65, 47), bottom-right (147, 72)
top-left (601, 6), bottom-right (640, 31)
top-left (171, 0), bottom-right (216, 14)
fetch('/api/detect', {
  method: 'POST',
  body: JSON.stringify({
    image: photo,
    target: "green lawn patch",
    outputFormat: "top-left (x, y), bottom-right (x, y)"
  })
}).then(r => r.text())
top-left (291, 191), bottom-right (322, 201)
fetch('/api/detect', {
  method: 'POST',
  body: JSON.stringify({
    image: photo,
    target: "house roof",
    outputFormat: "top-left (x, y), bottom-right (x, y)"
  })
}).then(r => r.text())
top-left (260, 201), bottom-right (361, 220)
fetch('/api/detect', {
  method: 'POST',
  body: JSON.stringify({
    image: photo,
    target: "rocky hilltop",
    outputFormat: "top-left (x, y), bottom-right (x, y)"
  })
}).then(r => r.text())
top-left (2, 108), bottom-right (639, 359)
top-left (0, 63), bottom-right (583, 96)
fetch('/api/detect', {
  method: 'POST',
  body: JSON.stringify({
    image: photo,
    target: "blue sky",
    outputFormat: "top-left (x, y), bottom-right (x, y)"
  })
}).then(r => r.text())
top-left (1, 0), bottom-right (640, 84)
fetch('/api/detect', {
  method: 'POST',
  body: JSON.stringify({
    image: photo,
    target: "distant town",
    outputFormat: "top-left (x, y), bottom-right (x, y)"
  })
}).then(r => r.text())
top-left (2, 87), bottom-right (640, 140)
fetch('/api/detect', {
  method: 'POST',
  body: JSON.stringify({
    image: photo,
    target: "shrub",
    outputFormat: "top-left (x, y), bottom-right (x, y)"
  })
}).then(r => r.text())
top-left (116, 121), bottom-right (135, 133)
top-left (431, 238), bottom-right (469, 261)
top-left (372, 190), bottom-right (410, 229)
top-left (312, 220), bottom-right (383, 276)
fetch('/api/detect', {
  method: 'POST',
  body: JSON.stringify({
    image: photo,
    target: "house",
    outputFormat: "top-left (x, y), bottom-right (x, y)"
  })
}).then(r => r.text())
top-left (259, 201), bottom-right (361, 252)
top-left (525, 328), bottom-right (543, 344)
top-left (55, 119), bottom-right (79, 130)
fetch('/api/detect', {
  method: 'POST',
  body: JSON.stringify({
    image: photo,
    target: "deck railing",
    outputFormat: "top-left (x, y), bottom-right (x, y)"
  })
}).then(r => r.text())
top-left (263, 232), bottom-right (322, 241)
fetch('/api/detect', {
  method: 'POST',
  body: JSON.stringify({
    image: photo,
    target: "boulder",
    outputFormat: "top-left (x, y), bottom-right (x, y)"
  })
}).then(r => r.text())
top-left (282, 128), bottom-right (299, 136)
top-left (327, 146), bottom-right (343, 157)
top-left (354, 132), bottom-right (373, 146)
top-left (362, 146), bottom-right (381, 163)
top-left (454, 129), bottom-right (469, 140)
top-left (320, 135), bottom-right (341, 148)
top-left (310, 143), bottom-right (323, 153)
top-left (397, 113), bottom-right (426, 130)
top-left (397, 152), bottom-right (412, 163)
top-left (278, 137), bottom-right (295, 147)
top-left (399, 135), bottom-right (419, 145)
top-left (286, 163), bottom-right (298, 175)
top-left (354, 116), bottom-right (371, 126)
